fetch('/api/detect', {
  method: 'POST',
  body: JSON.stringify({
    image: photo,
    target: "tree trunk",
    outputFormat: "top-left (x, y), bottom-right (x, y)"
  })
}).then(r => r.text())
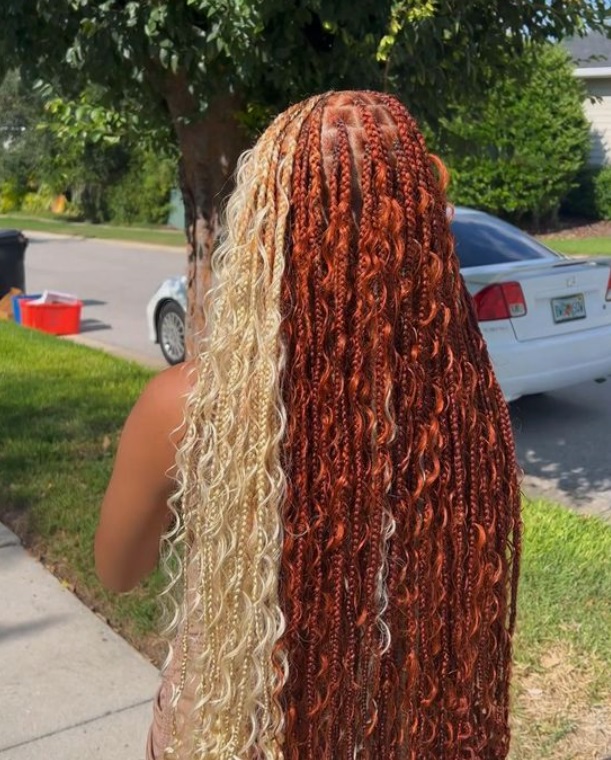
top-left (164, 77), bottom-right (249, 355)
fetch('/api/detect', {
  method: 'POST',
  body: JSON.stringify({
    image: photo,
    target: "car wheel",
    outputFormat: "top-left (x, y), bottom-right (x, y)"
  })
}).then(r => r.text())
top-left (157, 301), bottom-right (185, 365)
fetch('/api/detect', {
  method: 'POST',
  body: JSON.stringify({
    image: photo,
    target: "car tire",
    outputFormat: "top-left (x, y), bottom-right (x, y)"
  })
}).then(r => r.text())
top-left (157, 300), bottom-right (186, 365)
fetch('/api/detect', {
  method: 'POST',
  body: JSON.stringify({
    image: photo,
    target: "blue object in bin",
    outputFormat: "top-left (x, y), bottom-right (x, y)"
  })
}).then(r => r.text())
top-left (12, 293), bottom-right (42, 324)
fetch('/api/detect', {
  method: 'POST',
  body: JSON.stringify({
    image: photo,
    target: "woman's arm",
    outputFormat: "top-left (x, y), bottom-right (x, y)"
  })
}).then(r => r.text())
top-left (95, 361), bottom-right (194, 593)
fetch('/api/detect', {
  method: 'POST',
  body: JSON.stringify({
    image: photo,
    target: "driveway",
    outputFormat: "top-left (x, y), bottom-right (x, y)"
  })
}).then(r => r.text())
top-left (511, 381), bottom-right (611, 521)
top-left (25, 232), bottom-right (184, 367)
top-left (23, 233), bottom-right (611, 519)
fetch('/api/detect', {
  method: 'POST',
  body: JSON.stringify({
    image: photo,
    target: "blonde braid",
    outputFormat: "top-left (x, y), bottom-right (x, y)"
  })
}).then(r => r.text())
top-left (160, 95), bottom-right (326, 759)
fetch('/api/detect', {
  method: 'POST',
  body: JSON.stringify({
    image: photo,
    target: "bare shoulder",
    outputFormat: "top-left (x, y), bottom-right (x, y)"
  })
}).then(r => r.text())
top-left (111, 360), bottom-right (197, 474)
top-left (96, 360), bottom-right (198, 591)
top-left (132, 360), bottom-right (196, 444)
top-left (144, 359), bottom-right (196, 401)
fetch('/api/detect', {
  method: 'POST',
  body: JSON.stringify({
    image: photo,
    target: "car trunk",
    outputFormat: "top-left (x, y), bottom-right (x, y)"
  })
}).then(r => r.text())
top-left (466, 258), bottom-right (611, 341)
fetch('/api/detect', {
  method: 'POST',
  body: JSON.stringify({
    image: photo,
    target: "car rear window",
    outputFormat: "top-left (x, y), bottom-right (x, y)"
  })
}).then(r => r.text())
top-left (451, 214), bottom-right (559, 268)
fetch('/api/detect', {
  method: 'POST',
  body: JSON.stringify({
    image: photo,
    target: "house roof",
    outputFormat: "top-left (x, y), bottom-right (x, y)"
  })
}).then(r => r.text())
top-left (565, 32), bottom-right (611, 74)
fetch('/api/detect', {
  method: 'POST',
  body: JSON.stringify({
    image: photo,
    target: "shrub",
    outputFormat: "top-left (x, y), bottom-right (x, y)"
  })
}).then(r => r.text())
top-left (431, 44), bottom-right (591, 225)
top-left (561, 167), bottom-right (599, 219)
top-left (593, 166), bottom-right (611, 220)
top-left (0, 179), bottom-right (25, 213)
top-left (563, 166), bottom-right (611, 220)
top-left (20, 184), bottom-right (56, 214)
top-left (1, 72), bottom-right (177, 225)
top-left (107, 148), bottom-right (176, 226)
top-left (0, 71), bottom-right (60, 203)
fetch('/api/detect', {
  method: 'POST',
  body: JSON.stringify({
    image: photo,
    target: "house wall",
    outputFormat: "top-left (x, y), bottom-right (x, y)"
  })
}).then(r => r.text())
top-left (582, 76), bottom-right (611, 166)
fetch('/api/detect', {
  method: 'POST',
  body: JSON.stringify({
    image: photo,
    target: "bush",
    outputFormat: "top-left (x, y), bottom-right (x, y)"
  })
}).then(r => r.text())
top-left (20, 184), bottom-right (56, 214)
top-left (594, 166), bottom-right (611, 219)
top-left (431, 44), bottom-right (591, 225)
top-left (0, 71), bottom-right (60, 204)
top-left (0, 179), bottom-right (25, 213)
top-left (107, 149), bottom-right (176, 225)
top-left (0, 71), bottom-right (177, 225)
top-left (561, 167), bottom-right (598, 219)
top-left (562, 166), bottom-right (611, 220)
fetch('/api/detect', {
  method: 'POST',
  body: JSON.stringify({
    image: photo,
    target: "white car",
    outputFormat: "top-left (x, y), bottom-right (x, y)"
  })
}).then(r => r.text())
top-left (147, 208), bottom-right (611, 402)
top-left (146, 275), bottom-right (187, 365)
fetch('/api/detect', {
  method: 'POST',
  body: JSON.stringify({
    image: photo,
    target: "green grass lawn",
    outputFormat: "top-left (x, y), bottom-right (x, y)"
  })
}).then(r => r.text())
top-left (0, 321), bottom-right (162, 657)
top-left (515, 498), bottom-right (611, 666)
top-left (510, 499), bottom-right (611, 759)
top-left (0, 212), bottom-right (185, 248)
top-left (0, 321), bottom-right (609, 754)
top-left (544, 236), bottom-right (611, 257)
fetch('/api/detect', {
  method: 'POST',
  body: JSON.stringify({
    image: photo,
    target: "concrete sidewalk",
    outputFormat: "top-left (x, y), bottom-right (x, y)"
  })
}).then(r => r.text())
top-left (0, 523), bottom-right (160, 759)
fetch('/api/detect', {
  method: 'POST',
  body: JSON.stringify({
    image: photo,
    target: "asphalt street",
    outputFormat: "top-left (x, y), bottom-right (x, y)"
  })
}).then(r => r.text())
top-left (25, 232), bottom-right (183, 367)
top-left (22, 232), bottom-right (611, 521)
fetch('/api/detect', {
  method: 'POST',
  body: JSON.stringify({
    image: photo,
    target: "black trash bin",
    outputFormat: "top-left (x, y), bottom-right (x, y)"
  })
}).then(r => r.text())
top-left (0, 229), bottom-right (28, 299)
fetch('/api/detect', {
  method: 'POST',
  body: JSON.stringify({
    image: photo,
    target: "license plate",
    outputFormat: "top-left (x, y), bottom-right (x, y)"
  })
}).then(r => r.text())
top-left (551, 293), bottom-right (586, 323)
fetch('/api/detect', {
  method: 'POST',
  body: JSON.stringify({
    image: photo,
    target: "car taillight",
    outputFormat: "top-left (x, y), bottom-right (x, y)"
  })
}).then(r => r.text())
top-left (473, 282), bottom-right (527, 321)
top-left (606, 269), bottom-right (611, 301)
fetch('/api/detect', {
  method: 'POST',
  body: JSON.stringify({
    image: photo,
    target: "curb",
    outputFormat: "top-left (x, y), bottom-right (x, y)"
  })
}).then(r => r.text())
top-left (61, 333), bottom-right (167, 371)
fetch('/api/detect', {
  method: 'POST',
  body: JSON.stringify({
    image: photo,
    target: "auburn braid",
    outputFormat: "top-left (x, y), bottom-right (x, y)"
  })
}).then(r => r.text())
top-left (278, 92), bottom-right (521, 759)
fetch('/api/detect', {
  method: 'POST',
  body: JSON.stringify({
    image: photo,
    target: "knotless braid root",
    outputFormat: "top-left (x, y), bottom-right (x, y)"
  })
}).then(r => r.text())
top-left (159, 91), bottom-right (521, 760)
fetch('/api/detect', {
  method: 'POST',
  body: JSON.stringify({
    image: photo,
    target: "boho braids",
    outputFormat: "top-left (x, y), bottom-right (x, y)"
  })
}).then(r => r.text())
top-left (161, 91), bottom-right (521, 759)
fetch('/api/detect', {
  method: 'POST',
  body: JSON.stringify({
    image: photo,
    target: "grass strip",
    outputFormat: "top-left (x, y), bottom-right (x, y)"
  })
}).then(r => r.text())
top-left (0, 321), bottom-right (162, 659)
top-left (0, 213), bottom-right (185, 248)
top-left (545, 237), bottom-right (611, 257)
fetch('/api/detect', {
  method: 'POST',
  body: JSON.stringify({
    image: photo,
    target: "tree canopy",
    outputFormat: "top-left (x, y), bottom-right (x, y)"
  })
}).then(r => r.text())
top-left (1, 1), bottom-right (608, 126)
top-left (1, 1), bottom-right (608, 332)
top-left (431, 44), bottom-right (592, 225)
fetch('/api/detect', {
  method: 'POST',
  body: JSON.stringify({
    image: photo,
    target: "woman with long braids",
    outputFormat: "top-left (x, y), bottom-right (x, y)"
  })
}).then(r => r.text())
top-left (96, 90), bottom-right (522, 759)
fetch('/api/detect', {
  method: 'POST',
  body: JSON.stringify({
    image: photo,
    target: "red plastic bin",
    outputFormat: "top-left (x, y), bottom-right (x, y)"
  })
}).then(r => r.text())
top-left (21, 300), bottom-right (82, 336)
